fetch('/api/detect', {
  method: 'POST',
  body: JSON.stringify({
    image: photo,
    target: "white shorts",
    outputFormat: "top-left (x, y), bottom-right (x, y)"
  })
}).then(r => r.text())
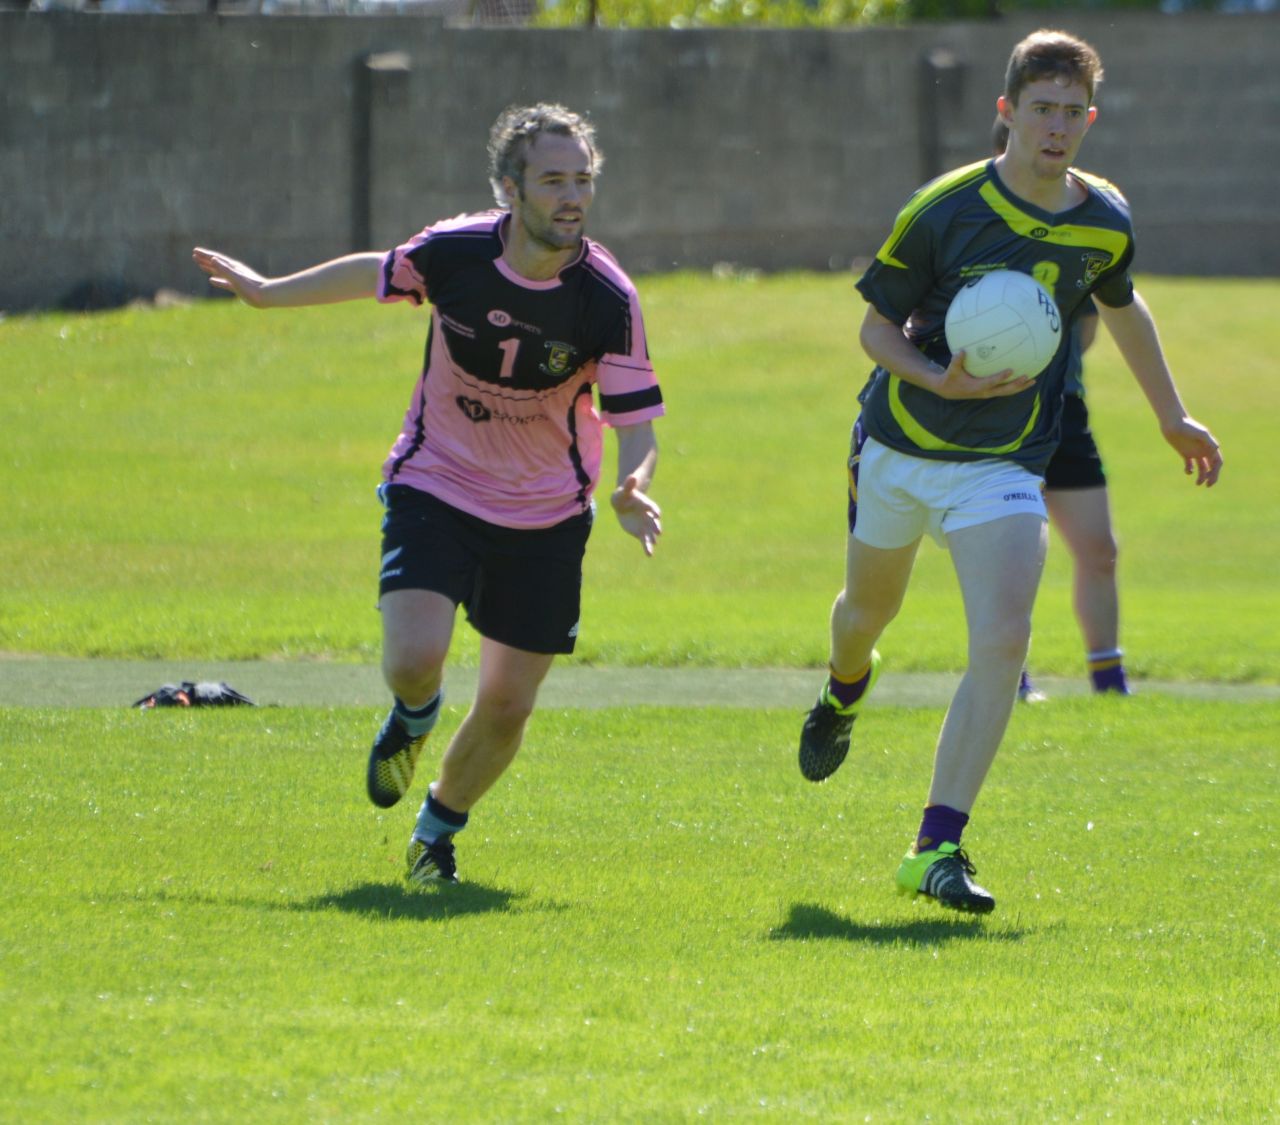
top-left (853, 436), bottom-right (1047, 550)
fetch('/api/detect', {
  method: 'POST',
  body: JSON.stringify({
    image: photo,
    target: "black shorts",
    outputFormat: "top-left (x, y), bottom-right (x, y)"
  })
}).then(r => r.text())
top-left (378, 484), bottom-right (593, 655)
top-left (1045, 394), bottom-right (1107, 491)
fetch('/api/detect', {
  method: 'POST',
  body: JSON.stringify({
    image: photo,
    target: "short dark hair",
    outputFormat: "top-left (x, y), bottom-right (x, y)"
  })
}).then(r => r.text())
top-left (1004, 29), bottom-right (1104, 106)
top-left (487, 103), bottom-right (601, 208)
top-left (991, 115), bottom-right (1009, 157)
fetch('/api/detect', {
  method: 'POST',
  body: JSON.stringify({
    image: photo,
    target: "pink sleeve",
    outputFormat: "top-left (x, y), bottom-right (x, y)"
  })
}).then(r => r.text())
top-left (377, 227), bottom-right (433, 306)
top-left (597, 288), bottom-right (665, 427)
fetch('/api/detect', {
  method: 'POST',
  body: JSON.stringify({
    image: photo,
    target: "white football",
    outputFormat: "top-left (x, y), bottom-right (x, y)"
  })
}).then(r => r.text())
top-left (944, 270), bottom-right (1062, 380)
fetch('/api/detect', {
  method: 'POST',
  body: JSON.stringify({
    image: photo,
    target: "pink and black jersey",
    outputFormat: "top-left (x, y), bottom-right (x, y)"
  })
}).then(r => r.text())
top-left (377, 211), bottom-right (664, 530)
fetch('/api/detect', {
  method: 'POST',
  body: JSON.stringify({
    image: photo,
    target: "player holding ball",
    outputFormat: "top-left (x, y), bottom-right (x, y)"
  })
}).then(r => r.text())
top-left (798, 29), bottom-right (1222, 913)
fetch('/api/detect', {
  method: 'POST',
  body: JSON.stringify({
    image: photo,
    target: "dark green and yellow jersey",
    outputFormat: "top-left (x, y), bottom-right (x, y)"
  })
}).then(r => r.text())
top-left (1065, 296), bottom-right (1099, 400)
top-left (855, 159), bottom-right (1135, 475)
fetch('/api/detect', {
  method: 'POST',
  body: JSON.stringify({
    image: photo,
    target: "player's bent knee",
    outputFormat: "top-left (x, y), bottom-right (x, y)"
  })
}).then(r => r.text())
top-left (382, 646), bottom-right (447, 699)
top-left (1082, 539), bottom-right (1119, 576)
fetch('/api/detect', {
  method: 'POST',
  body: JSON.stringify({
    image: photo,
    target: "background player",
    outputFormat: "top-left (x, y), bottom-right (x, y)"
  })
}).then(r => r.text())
top-left (990, 117), bottom-right (1129, 702)
top-left (194, 103), bottom-right (664, 886)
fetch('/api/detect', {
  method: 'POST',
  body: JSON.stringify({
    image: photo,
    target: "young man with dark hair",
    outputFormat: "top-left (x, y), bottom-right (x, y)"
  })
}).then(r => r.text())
top-left (799, 30), bottom-right (1221, 913)
top-left (194, 103), bottom-right (664, 887)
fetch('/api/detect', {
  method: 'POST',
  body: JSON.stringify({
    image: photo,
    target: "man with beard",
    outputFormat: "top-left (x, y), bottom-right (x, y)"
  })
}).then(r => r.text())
top-left (194, 104), bottom-right (664, 887)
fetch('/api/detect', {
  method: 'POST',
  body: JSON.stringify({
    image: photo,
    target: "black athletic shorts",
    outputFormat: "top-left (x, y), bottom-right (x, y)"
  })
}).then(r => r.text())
top-left (1045, 394), bottom-right (1107, 491)
top-left (378, 484), bottom-right (593, 655)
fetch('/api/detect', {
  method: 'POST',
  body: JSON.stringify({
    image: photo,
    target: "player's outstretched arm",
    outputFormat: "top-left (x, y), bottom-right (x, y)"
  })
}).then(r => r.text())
top-left (1097, 294), bottom-right (1223, 487)
top-left (859, 306), bottom-right (1033, 399)
top-left (611, 421), bottom-right (661, 557)
top-left (192, 248), bottom-right (383, 309)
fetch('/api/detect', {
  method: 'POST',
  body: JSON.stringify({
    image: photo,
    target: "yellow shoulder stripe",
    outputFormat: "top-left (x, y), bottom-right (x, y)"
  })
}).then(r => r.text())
top-left (875, 161), bottom-right (989, 270)
top-left (1072, 168), bottom-right (1123, 195)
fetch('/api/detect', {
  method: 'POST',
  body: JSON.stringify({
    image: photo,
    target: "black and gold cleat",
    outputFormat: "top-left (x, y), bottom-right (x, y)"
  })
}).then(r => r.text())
top-left (798, 650), bottom-right (882, 782)
top-left (405, 834), bottom-right (458, 886)
top-left (366, 710), bottom-right (429, 808)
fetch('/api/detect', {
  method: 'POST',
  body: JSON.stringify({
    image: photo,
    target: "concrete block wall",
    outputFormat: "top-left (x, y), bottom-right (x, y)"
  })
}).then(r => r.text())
top-left (1, 11), bottom-right (1277, 311)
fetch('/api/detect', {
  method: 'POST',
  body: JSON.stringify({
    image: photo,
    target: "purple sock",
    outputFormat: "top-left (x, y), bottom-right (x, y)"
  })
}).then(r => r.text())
top-left (915, 805), bottom-right (969, 853)
top-left (827, 662), bottom-right (873, 709)
top-left (1090, 665), bottom-right (1131, 693)
top-left (1088, 650), bottom-right (1131, 694)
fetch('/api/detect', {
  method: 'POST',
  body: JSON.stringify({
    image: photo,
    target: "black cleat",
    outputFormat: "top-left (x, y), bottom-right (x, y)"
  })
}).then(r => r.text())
top-left (405, 834), bottom-right (458, 886)
top-left (798, 651), bottom-right (881, 782)
top-left (366, 710), bottom-right (429, 808)
top-left (897, 842), bottom-right (995, 914)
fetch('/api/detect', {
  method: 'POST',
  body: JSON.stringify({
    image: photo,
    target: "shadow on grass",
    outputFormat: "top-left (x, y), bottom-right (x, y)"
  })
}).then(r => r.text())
top-left (769, 902), bottom-right (1023, 946)
top-left (303, 880), bottom-right (531, 922)
top-left (136, 879), bottom-right (563, 922)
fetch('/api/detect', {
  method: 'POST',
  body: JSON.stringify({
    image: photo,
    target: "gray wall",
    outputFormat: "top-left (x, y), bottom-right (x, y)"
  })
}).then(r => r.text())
top-left (2, 11), bottom-right (1277, 311)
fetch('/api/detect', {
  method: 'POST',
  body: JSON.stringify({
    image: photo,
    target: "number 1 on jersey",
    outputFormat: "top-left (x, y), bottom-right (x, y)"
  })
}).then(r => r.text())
top-left (497, 337), bottom-right (520, 379)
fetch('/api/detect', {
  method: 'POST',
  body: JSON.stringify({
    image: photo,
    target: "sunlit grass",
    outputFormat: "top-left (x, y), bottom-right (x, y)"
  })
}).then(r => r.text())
top-left (2, 274), bottom-right (1275, 679)
top-left (2, 697), bottom-right (1276, 1120)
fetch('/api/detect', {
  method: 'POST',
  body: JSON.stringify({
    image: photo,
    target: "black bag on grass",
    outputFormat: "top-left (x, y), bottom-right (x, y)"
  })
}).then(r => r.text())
top-left (133, 681), bottom-right (255, 709)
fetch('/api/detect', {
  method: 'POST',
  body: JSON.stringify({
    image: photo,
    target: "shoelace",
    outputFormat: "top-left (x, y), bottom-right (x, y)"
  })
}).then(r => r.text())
top-left (923, 850), bottom-right (979, 898)
top-left (424, 837), bottom-right (456, 876)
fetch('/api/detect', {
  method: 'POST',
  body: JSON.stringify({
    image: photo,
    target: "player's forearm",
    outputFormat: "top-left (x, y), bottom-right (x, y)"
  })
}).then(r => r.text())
top-left (614, 422), bottom-right (658, 491)
top-left (860, 315), bottom-right (946, 393)
top-left (1097, 294), bottom-right (1188, 431)
top-left (258, 253), bottom-right (384, 307)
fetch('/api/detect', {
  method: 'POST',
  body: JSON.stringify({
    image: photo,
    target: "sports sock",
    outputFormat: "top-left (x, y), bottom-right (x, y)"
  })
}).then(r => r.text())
top-left (915, 805), bottom-right (969, 853)
top-left (1086, 650), bottom-right (1130, 694)
top-left (825, 659), bottom-right (874, 709)
top-left (394, 688), bottom-right (443, 737)
top-left (414, 786), bottom-right (468, 844)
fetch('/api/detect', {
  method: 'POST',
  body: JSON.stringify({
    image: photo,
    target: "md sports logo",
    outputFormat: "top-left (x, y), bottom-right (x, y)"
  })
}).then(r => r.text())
top-left (487, 309), bottom-right (542, 334)
top-left (457, 396), bottom-right (492, 422)
top-left (455, 396), bottom-right (548, 426)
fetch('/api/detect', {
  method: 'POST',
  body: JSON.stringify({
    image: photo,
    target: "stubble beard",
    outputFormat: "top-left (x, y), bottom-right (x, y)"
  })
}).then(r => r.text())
top-left (520, 208), bottom-right (583, 255)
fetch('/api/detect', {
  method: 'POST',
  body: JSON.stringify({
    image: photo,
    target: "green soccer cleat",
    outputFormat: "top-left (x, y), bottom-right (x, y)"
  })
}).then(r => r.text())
top-left (896, 841), bottom-right (995, 914)
top-left (366, 710), bottom-right (429, 809)
top-left (405, 834), bottom-right (459, 886)
top-left (798, 650), bottom-right (882, 782)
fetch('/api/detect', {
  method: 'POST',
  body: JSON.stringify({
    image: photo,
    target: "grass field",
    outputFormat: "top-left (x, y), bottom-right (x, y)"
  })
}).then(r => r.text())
top-left (2, 273), bottom-right (1277, 680)
top-left (4, 699), bottom-right (1277, 1121)
top-left (2, 274), bottom-right (1278, 1121)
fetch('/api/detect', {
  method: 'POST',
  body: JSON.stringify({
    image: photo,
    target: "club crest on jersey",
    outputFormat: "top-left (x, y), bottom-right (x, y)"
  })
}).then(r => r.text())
top-left (1080, 252), bottom-right (1113, 287)
top-left (541, 342), bottom-right (577, 377)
